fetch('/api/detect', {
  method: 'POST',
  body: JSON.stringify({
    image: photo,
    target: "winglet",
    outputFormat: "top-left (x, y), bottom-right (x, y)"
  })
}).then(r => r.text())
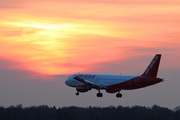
top-left (141, 54), bottom-right (161, 77)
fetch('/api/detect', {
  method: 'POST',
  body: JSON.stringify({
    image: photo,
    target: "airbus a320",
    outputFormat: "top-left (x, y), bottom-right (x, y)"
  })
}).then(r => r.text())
top-left (65, 54), bottom-right (163, 98)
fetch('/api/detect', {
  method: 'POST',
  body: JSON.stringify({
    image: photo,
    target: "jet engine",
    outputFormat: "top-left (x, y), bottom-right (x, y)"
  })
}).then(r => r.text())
top-left (76, 84), bottom-right (91, 92)
top-left (106, 89), bottom-right (117, 93)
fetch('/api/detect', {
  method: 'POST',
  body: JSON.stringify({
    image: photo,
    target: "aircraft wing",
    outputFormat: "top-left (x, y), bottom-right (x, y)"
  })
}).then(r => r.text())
top-left (74, 76), bottom-right (107, 89)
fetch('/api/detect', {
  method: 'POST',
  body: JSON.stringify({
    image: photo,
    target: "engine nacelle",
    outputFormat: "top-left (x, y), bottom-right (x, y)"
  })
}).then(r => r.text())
top-left (76, 84), bottom-right (91, 93)
top-left (106, 89), bottom-right (117, 93)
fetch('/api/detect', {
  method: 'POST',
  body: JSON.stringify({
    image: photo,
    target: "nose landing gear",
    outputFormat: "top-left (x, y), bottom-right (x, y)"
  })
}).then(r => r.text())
top-left (76, 92), bottom-right (79, 96)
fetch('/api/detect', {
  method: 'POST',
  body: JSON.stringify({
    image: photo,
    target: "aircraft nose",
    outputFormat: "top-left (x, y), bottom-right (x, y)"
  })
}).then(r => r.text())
top-left (65, 79), bottom-right (69, 86)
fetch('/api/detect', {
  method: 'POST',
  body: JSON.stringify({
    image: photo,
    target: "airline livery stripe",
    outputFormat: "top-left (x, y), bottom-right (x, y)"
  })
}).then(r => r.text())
top-left (145, 55), bottom-right (159, 75)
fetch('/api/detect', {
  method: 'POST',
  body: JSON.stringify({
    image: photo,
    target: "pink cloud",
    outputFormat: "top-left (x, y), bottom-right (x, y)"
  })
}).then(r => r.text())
top-left (0, 0), bottom-right (180, 75)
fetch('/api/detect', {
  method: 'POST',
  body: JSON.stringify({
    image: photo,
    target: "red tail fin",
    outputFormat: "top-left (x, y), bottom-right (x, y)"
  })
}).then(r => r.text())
top-left (141, 54), bottom-right (161, 78)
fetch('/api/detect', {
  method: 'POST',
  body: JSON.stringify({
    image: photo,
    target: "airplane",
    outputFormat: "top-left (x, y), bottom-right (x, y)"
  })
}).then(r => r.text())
top-left (65, 54), bottom-right (163, 98)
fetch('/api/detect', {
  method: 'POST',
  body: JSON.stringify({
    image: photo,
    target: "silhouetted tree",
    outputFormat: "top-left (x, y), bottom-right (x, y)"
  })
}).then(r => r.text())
top-left (0, 105), bottom-right (179, 120)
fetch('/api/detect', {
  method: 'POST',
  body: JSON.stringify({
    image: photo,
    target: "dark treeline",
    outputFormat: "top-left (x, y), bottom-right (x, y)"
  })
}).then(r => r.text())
top-left (0, 105), bottom-right (180, 120)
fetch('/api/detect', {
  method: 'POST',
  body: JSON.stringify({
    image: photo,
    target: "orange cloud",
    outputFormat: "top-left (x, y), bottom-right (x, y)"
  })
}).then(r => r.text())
top-left (0, 1), bottom-right (180, 75)
top-left (0, 16), bottom-right (126, 74)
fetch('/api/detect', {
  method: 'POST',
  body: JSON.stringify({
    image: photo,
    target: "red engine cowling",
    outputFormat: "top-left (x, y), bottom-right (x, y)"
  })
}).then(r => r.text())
top-left (106, 89), bottom-right (117, 93)
top-left (76, 84), bottom-right (90, 93)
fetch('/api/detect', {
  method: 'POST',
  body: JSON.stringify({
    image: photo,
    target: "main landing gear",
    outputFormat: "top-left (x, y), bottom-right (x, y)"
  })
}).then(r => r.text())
top-left (96, 89), bottom-right (103, 97)
top-left (116, 93), bottom-right (122, 98)
top-left (97, 92), bottom-right (103, 97)
top-left (116, 91), bottom-right (122, 98)
top-left (75, 91), bottom-right (122, 98)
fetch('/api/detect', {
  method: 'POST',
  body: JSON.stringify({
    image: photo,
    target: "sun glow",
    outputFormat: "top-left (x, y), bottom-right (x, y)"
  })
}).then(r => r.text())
top-left (0, 16), bottom-right (126, 75)
top-left (1, 1), bottom-right (180, 75)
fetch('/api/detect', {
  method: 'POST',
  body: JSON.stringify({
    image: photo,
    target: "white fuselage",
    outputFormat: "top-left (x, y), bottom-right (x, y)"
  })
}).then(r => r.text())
top-left (65, 73), bottom-right (137, 87)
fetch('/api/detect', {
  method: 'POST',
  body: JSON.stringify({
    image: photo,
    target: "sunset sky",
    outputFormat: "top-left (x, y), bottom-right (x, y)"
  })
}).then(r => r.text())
top-left (0, 0), bottom-right (180, 109)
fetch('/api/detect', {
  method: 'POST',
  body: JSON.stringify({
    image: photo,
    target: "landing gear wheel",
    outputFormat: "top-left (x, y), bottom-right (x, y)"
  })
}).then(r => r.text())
top-left (76, 92), bottom-right (79, 96)
top-left (116, 93), bottom-right (122, 98)
top-left (97, 93), bottom-right (103, 97)
top-left (100, 93), bottom-right (103, 97)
